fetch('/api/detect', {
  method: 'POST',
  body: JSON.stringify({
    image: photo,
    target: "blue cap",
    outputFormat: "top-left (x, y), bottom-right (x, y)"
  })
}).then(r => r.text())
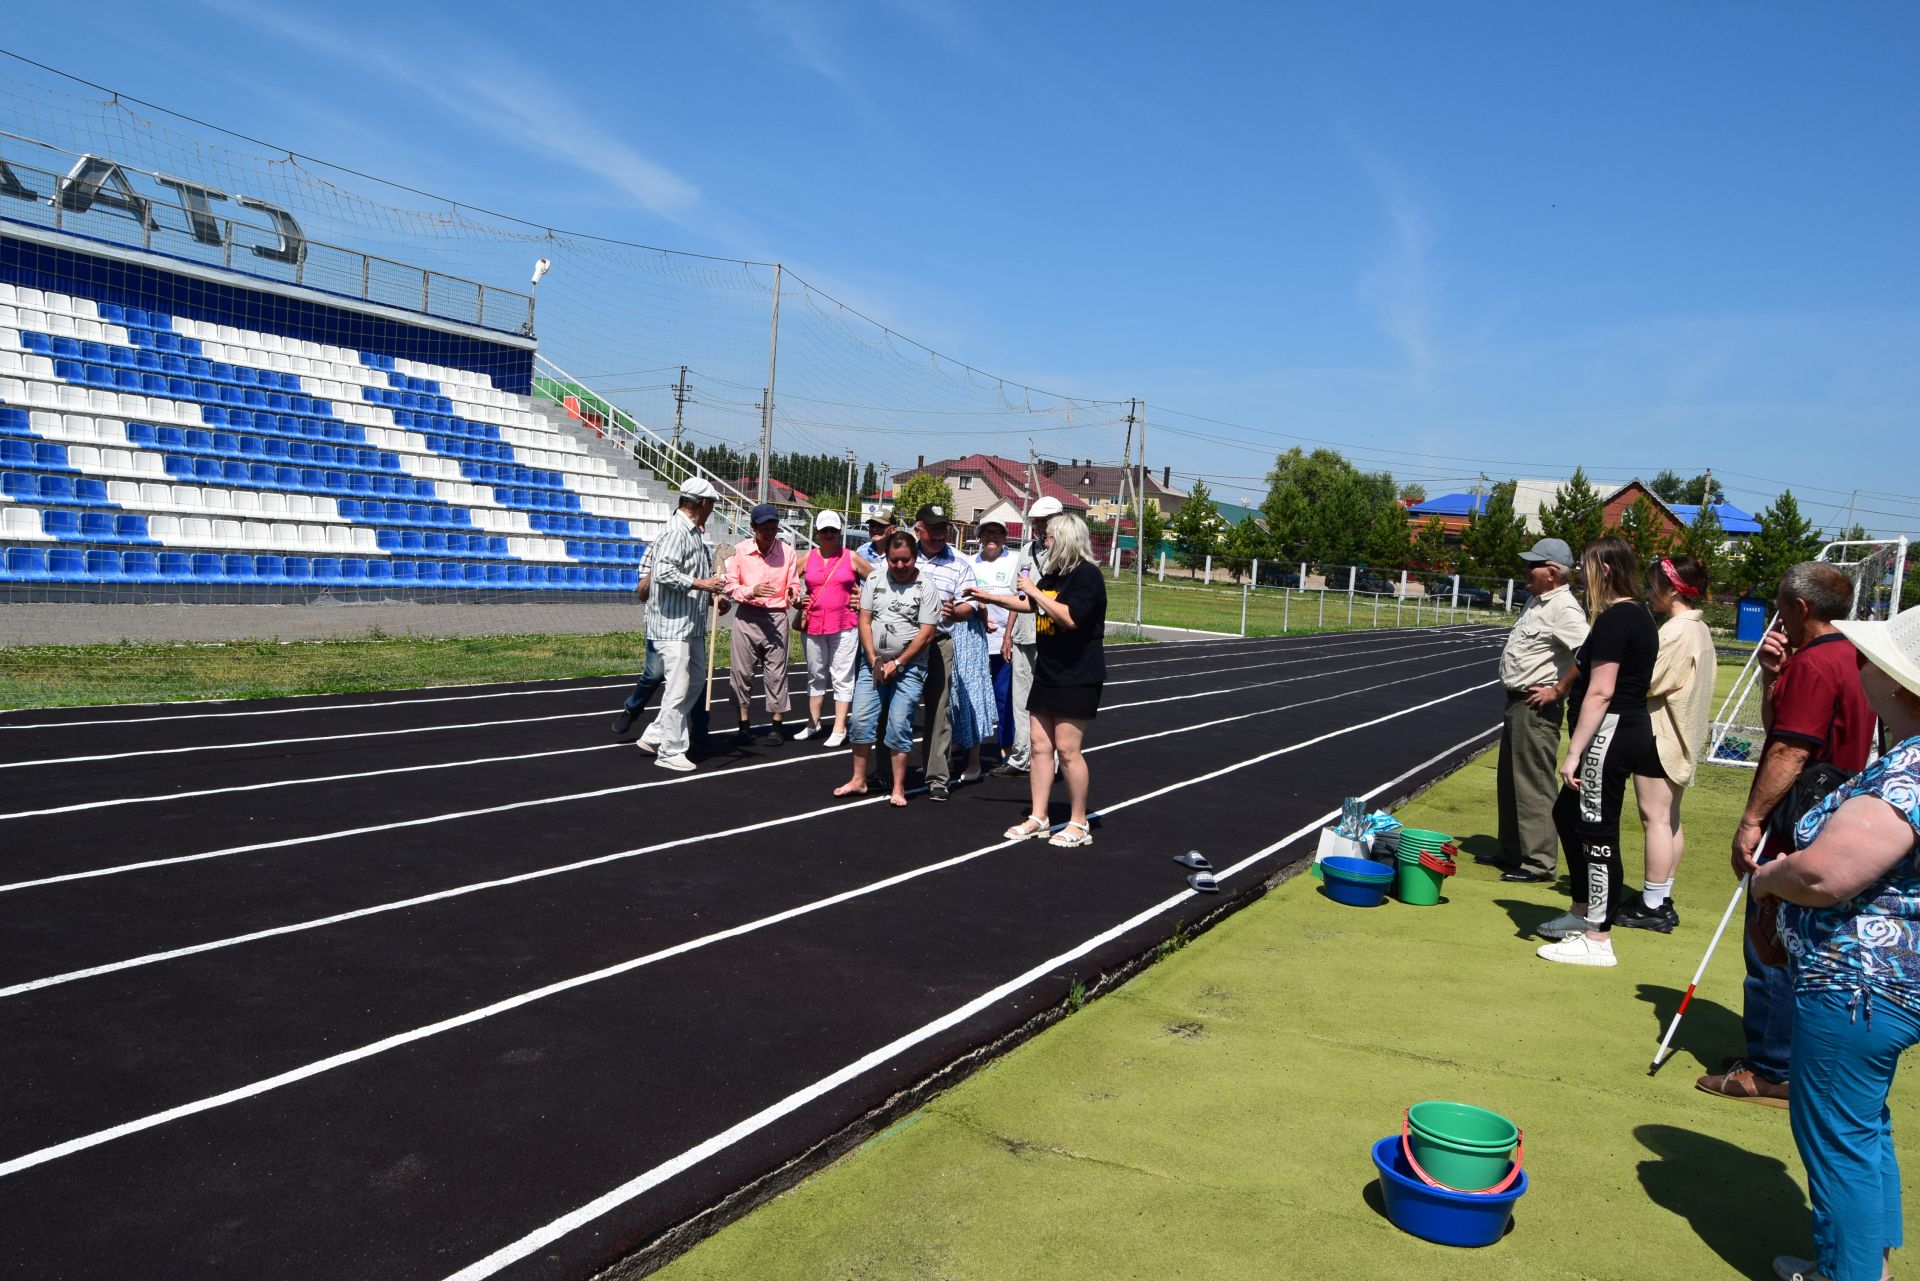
top-left (750, 503), bottom-right (780, 526)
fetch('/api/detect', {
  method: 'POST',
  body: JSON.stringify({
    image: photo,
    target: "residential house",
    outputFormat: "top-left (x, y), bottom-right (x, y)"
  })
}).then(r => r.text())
top-left (888, 454), bottom-right (1085, 539)
top-left (1602, 480), bottom-right (1760, 544)
top-left (1053, 460), bottom-right (1188, 522)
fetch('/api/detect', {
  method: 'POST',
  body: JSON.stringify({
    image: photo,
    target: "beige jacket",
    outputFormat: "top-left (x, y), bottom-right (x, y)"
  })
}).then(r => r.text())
top-left (1648, 612), bottom-right (1717, 786)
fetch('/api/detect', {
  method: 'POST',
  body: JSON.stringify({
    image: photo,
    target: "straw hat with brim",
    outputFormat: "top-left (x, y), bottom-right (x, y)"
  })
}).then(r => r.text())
top-left (1836, 610), bottom-right (1920, 701)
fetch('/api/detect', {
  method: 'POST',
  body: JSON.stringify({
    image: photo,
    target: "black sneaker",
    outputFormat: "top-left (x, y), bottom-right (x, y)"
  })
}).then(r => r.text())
top-left (1616, 897), bottom-right (1680, 933)
top-left (988, 763), bottom-right (1028, 778)
top-left (928, 780), bottom-right (950, 802)
top-left (611, 709), bottom-right (637, 735)
top-left (1500, 868), bottom-right (1553, 884)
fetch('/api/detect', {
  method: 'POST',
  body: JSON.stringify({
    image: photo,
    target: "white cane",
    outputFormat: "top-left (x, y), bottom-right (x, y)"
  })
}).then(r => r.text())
top-left (704, 589), bottom-right (719, 713)
top-left (1649, 831), bottom-right (1769, 1074)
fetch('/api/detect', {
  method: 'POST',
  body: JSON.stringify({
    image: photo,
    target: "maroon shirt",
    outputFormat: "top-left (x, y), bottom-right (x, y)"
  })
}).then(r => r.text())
top-left (1768, 632), bottom-right (1874, 772)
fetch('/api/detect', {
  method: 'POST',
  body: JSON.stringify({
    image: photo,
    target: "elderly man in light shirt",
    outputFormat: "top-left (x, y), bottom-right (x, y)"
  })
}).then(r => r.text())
top-left (1489, 537), bottom-right (1591, 883)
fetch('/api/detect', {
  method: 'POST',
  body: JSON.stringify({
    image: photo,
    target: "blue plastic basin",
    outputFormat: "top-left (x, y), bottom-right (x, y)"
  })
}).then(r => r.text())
top-left (1321, 856), bottom-right (1395, 907)
top-left (1371, 1135), bottom-right (1527, 1248)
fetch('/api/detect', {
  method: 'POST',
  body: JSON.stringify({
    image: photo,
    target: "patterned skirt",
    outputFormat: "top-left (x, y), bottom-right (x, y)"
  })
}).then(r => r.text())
top-left (948, 616), bottom-right (999, 749)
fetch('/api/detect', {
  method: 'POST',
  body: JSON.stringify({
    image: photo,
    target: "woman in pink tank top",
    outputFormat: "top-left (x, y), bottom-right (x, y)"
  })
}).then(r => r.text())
top-left (796, 511), bottom-right (861, 744)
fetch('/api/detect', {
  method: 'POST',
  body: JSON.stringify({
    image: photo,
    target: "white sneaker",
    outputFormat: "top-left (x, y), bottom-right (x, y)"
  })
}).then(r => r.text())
top-left (654, 753), bottom-right (696, 773)
top-left (1536, 934), bottom-right (1617, 967)
top-left (823, 728), bottom-right (847, 748)
top-left (793, 723), bottom-right (817, 742)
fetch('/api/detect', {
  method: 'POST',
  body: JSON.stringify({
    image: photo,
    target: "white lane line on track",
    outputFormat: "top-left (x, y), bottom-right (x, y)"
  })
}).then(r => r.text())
top-left (0, 661), bottom-right (1496, 1002)
top-left (0, 681), bottom-right (637, 732)
top-left (0, 623), bottom-right (1497, 731)
top-left (0, 650), bottom-right (1491, 898)
top-left (0, 634), bottom-right (1496, 819)
top-left (0, 677), bottom-right (1494, 1179)
top-left (1104, 632), bottom-right (1498, 686)
top-left (436, 721), bottom-right (1502, 1281)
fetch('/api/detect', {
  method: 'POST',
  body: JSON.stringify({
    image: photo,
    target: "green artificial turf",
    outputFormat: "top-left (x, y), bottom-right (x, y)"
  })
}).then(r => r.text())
top-left (655, 742), bottom-right (1920, 1281)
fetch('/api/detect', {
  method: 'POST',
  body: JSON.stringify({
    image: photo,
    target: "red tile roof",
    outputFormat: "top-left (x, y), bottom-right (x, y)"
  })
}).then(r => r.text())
top-left (898, 454), bottom-right (1086, 512)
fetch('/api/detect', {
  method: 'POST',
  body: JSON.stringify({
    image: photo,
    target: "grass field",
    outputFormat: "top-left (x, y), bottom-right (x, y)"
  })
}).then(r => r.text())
top-left (652, 743), bottom-right (1917, 1281)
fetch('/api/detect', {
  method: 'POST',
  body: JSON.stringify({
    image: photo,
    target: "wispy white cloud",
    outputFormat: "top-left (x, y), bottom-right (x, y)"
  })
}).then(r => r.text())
top-left (1347, 140), bottom-right (1440, 388)
top-left (190, 0), bottom-right (699, 221)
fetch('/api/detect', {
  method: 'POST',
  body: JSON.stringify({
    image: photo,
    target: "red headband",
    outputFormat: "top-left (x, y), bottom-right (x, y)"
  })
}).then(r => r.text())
top-left (1659, 558), bottom-right (1700, 598)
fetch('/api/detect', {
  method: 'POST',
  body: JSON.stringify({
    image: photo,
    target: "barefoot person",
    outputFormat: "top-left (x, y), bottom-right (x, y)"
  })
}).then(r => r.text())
top-left (837, 531), bottom-right (938, 807)
top-left (968, 511), bottom-right (1106, 848)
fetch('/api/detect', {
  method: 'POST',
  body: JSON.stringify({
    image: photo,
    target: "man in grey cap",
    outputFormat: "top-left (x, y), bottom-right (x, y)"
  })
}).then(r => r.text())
top-left (991, 495), bottom-right (1062, 777)
top-left (723, 502), bottom-right (802, 742)
top-left (1490, 536), bottom-right (1590, 881)
top-left (638, 477), bottom-right (727, 771)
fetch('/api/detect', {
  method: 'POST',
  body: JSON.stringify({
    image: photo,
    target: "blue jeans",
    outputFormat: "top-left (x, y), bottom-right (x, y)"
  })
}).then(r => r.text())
top-left (850, 655), bottom-right (925, 754)
top-left (991, 653), bottom-right (1014, 751)
top-left (624, 639), bottom-right (709, 742)
top-left (1790, 987), bottom-right (1920, 1281)
top-left (1744, 892), bottom-right (1796, 1083)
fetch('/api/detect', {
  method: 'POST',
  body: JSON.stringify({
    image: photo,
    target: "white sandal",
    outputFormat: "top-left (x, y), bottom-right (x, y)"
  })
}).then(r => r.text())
top-left (1048, 820), bottom-right (1094, 848)
top-left (1004, 815), bottom-right (1050, 840)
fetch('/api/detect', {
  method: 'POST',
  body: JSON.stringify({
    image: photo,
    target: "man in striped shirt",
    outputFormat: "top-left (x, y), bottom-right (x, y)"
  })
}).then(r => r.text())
top-left (638, 478), bottom-right (726, 771)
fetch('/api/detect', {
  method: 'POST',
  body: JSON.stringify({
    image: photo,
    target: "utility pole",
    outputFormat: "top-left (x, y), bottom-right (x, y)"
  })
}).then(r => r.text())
top-left (1133, 399), bottom-right (1147, 634)
top-left (759, 264), bottom-right (783, 499)
top-left (844, 448), bottom-right (856, 523)
top-left (671, 365), bottom-right (689, 455)
top-left (1113, 409), bottom-right (1135, 572)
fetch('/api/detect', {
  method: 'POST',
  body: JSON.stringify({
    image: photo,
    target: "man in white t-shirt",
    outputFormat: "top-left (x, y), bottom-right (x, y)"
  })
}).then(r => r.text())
top-left (971, 518), bottom-right (1022, 765)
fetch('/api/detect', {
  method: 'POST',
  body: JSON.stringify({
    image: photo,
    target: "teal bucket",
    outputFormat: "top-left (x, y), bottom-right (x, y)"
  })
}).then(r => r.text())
top-left (1405, 1102), bottom-right (1521, 1193)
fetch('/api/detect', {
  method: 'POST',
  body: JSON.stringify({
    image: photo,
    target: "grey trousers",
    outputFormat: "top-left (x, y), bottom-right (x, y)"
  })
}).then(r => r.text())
top-left (1007, 641), bottom-right (1036, 768)
top-left (1497, 691), bottom-right (1566, 874)
top-left (729, 606), bottom-right (791, 720)
top-left (921, 633), bottom-right (956, 785)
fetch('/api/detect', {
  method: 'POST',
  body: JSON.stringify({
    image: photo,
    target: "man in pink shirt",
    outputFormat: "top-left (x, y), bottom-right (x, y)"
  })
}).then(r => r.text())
top-left (724, 503), bottom-right (803, 742)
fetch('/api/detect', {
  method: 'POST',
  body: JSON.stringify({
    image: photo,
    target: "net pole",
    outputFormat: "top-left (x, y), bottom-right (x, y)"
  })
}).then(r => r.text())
top-left (759, 264), bottom-right (782, 500)
top-left (1895, 537), bottom-right (1910, 620)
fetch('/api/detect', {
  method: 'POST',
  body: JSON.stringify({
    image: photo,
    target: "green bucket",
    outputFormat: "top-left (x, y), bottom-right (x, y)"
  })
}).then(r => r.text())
top-left (1406, 1102), bottom-right (1520, 1192)
top-left (1397, 828), bottom-right (1454, 854)
top-left (1396, 857), bottom-right (1447, 906)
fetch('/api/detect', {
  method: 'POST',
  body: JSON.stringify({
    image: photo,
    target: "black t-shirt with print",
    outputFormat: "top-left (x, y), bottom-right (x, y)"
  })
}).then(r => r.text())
top-left (1034, 561), bottom-right (1107, 686)
top-left (1569, 600), bottom-right (1659, 714)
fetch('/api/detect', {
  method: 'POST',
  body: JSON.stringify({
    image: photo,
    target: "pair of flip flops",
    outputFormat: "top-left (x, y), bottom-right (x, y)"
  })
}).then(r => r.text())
top-left (1173, 850), bottom-right (1218, 893)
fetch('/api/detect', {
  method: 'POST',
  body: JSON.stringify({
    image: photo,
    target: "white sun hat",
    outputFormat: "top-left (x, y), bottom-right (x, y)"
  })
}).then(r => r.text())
top-left (1836, 609), bottom-right (1920, 701)
top-left (813, 509), bottom-right (844, 532)
top-left (1027, 496), bottom-right (1064, 519)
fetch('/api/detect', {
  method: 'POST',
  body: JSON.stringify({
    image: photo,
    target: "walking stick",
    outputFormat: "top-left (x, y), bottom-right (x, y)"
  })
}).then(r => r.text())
top-left (705, 589), bottom-right (719, 713)
top-left (1649, 831), bottom-right (1771, 1074)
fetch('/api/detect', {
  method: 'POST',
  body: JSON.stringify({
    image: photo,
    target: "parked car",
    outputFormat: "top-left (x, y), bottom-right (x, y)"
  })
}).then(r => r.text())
top-left (1421, 575), bottom-right (1493, 607)
top-left (1352, 569), bottom-right (1396, 595)
top-left (1258, 564), bottom-right (1302, 589)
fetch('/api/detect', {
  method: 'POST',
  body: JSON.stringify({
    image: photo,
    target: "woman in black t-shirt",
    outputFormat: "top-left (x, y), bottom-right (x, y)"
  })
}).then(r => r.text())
top-left (1538, 536), bottom-right (1663, 967)
top-left (966, 511), bottom-right (1106, 848)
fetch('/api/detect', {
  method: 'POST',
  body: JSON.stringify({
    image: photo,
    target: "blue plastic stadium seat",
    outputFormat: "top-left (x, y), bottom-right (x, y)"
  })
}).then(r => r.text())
top-left (504, 565), bottom-right (528, 587)
top-left (253, 554), bottom-right (285, 583)
top-left (0, 439), bottom-right (32, 466)
top-left (38, 474), bottom-right (76, 503)
top-left (398, 530), bottom-right (425, 553)
top-left (562, 566), bottom-right (587, 589)
top-left (80, 549), bottom-right (122, 581)
top-left (443, 533), bottom-right (467, 555)
top-left (78, 512), bottom-right (116, 541)
top-left (389, 560), bottom-right (415, 583)
top-left (412, 561), bottom-right (440, 585)
top-left (114, 514), bottom-right (152, 542)
top-left (45, 547), bottom-right (87, 580)
top-left (249, 464), bottom-right (278, 486)
top-left (223, 554), bottom-right (256, 583)
top-left (121, 551), bottom-right (160, 582)
top-left (373, 528), bottom-right (398, 551)
top-left (338, 558), bottom-right (367, 583)
top-left (190, 554), bottom-right (224, 582)
top-left (4, 546), bottom-right (50, 581)
top-left (364, 559), bottom-right (393, 583)
top-left (462, 563), bottom-right (487, 585)
top-left (152, 551), bottom-right (191, 582)
top-left (221, 462), bottom-right (250, 485)
top-left (311, 558), bottom-right (342, 583)
top-left (192, 458), bottom-right (221, 482)
top-left (282, 557), bottom-right (312, 583)
top-left (40, 510), bottom-right (79, 539)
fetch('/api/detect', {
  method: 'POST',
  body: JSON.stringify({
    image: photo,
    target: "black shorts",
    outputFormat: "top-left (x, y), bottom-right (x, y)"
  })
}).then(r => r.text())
top-left (1028, 681), bottom-right (1102, 720)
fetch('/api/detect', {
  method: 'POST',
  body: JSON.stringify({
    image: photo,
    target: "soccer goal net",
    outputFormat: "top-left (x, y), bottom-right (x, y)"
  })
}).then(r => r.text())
top-left (1705, 537), bottom-right (1910, 767)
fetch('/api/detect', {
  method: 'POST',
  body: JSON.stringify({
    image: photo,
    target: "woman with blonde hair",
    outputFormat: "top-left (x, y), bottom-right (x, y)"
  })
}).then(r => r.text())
top-left (1536, 536), bottom-right (1664, 967)
top-left (966, 510), bottom-right (1107, 848)
top-left (1616, 554), bottom-right (1717, 932)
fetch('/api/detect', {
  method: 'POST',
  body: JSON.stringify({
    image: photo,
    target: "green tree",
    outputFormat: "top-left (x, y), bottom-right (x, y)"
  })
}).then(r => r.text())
top-left (1311, 470), bottom-right (1379, 568)
top-left (1169, 478), bottom-right (1224, 573)
top-left (1366, 498), bottom-right (1412, 570)
top-left (1610, 493), bottom-right (1676, 570)
top-left (1138, 499), bottom-right (1170, 561)
top-left (1410, 516), bottom-right (1452, 574)
top-left (1459, 481), bottom-right (1529, 578)
top-left (1538, 466), bottom-right (1607, 554)
top-left (893, 473), bottom-right (955, 524)
top-left (1398, 482), bottom-right (1426, 504)
top-left (1650, 469), bottom-right (1687, 503)
top-left (1739, 490), bottom-right (1825, 595)
top-left (860, 462), bottom-right (878, 499)
top-left (1675, 501), bottom-right (1725, 591)
top-left (1261, 482), bottom-right (1312, 564)
top-left (1221, 515), bottom-right (1268, 582)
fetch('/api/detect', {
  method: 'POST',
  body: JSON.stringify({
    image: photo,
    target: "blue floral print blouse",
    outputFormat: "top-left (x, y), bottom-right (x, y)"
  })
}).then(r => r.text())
top-left (1781, 735), bottom-right (1920, 1012)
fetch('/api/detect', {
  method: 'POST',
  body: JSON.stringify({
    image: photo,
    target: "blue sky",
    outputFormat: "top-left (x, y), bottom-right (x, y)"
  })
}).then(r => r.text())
top-left (4, 2), bottom-right (1916, 533)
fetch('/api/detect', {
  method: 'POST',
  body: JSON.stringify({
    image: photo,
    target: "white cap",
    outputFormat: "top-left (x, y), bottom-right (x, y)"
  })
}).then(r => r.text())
top-left (679, 476), bottom-right (718, 500)
top-left (813, 509), bottom-right (844, 532)
top-left (1028, 496), bottom-right (1064, 519)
